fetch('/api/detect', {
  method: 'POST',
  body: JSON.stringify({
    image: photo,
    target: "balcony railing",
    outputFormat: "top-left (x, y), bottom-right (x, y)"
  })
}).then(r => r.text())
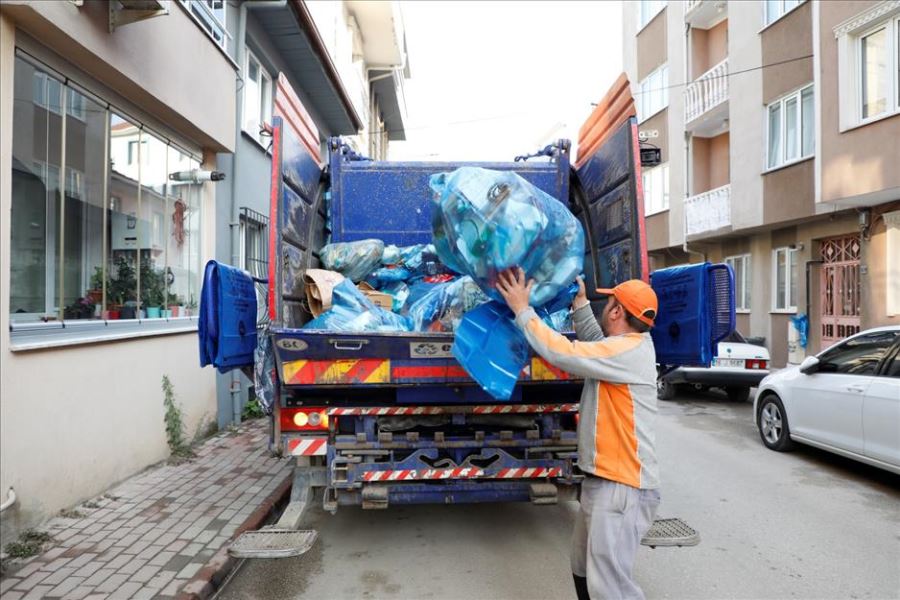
top-left (684, 0), bottom-right (728, 28)
top-left (684, 59), bottom-right (729, 124)
top-left (684, 184), bottom-right (731, 236)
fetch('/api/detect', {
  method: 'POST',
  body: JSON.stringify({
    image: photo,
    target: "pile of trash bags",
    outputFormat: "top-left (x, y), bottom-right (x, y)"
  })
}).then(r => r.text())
top-left (305, 167), bottom-right (584, 336)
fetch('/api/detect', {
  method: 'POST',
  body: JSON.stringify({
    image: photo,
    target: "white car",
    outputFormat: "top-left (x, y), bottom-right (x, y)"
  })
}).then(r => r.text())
top-left (658, 331), bottom-right (771, 402)
top-left (754, 326), bottom-right (900, 475)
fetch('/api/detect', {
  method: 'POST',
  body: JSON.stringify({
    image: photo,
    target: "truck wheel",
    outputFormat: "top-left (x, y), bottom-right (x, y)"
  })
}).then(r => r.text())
top-left (757, 394), bottom-right (794, 452)
top-left (657, 379), bottom-right (677, 401)
top-left (726, 387), bottom-right (750, 403)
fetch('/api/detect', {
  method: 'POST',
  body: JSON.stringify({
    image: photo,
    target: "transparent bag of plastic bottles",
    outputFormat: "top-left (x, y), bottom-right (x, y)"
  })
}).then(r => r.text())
top-left (430, 167), bottom-right (584, 307)
top-left (302, 280), bottom-right (411, 332)
top-left (320, 239), bottom-right (384, 282)
top-left (406, 276), bottom-right (490, 332)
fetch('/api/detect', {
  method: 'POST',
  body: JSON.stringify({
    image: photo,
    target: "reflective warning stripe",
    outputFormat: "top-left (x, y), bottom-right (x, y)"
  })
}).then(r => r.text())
top-left (328, 404), bottom-right (578, 416)
top-left (361, 467), bottom-right (484, 481)
top-left (282, 359), bottom-right (390, 385)
top-left (287, 437), bottom-right (327, 456)
top-left (494, 467), bottom-right (562, 479)
top-left (530, 357), bottom-right (573, 381)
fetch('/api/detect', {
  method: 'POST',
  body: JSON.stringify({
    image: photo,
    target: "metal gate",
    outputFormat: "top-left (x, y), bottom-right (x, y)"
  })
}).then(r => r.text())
top-left (820, 235), bottom-right (861, 348)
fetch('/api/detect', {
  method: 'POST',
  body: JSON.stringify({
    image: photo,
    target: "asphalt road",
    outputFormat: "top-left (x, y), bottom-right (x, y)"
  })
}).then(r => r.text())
top-left (217, 389), bottom-right (900, 600)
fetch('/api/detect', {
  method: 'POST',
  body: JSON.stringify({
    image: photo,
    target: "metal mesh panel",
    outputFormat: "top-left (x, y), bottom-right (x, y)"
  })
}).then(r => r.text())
top-left (229, 528), bottom-right (317, 559)
top-left (708, 264), bottom-right (736, 346)
top-left (641, 518), bottom-right (701, 547)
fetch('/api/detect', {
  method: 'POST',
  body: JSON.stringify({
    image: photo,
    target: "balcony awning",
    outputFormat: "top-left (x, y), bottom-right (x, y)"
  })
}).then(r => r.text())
top-left (371, 69), bottom-right (407, 141)
top-left (253, 1), bottom-right (363, 135)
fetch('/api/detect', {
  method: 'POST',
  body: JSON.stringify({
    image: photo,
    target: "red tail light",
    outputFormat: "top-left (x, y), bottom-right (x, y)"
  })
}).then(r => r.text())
top-left (281, 407), bottom-right (330, 431)
top-left (745, 359), bottom-right (768, 370)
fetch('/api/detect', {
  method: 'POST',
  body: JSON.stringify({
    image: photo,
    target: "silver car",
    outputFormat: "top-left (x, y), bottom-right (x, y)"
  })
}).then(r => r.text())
top-left (753, 326), bottom-right (900, 475)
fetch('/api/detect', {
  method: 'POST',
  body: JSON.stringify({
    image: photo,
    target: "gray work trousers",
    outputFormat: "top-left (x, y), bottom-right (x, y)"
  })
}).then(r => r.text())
top-left (571, 477), bottom-right (661, 600)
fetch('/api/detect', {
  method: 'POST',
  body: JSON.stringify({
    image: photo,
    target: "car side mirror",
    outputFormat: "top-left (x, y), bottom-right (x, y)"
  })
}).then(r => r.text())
top-left (799, 356), bottom-right (820, 374)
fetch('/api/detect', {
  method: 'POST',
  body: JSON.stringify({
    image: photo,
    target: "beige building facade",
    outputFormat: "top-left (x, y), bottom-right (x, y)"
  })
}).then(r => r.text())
top-left (0, 1), bottom-right (236, 539)
top-left (624, 0), bottom-right (900, 368)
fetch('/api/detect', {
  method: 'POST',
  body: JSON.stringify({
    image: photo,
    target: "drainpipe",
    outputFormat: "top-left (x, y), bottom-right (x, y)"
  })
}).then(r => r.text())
top-left (230, 0), bottom-right (288, 426)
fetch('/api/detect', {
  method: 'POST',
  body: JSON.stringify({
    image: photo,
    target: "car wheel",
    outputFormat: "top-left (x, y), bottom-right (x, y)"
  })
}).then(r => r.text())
top-left (757, 394), bottom-right (794, 451)
top-left (726, 387), bottom-right (750, 403)
top-left (657, 379), bottom-right (677, 401)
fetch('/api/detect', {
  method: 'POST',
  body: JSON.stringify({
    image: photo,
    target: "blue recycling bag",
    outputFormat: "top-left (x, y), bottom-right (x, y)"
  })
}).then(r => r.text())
top-left (430, 167), bottom-right (584, 306)
top-left (199, 260), bottom-right (257, 373)
top-left (303, 279), bottom-right (412, 332)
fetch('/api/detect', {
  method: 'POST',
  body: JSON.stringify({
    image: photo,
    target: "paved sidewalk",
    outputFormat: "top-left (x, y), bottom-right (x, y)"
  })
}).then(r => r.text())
top-left (1, 419), bottom-right (293, 600)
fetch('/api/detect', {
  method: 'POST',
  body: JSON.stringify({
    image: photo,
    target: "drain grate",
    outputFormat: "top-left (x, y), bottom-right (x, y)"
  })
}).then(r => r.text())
top-left (229, 528), bottom-right (318, 559)
top-left (641, 518), bottom-right (700, 548)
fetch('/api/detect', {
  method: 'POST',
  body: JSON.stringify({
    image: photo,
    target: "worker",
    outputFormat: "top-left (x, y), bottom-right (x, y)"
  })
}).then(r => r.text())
top-left (496, 267), bottom-right (660, 600)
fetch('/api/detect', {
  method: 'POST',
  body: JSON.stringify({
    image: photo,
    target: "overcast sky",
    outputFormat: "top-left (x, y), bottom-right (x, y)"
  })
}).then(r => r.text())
top-left (387, 1), bottom-right (623, 162)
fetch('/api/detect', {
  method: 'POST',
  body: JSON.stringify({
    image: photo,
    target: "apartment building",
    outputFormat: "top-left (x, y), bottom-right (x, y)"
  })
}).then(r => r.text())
top-left (624, 0), bottom-right (900, 367)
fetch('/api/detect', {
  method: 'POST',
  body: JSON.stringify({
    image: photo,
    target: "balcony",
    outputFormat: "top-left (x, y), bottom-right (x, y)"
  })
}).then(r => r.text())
top-left (685, 0), bottom-right (728, 29)
top-left (684, 184), bottom-right (731, 237)
top-left (684, 59), bottom-right (729, 136)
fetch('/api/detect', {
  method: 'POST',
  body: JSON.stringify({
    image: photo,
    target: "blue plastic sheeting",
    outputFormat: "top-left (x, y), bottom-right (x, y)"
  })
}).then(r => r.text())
top-left (452, 301), bottom-right (530, 400)
top-left (198, 260), bottom-right (257, 372)
top-left (406, 276), bottom-right (490, 332)
top-left (791, 314), bottom-right (809, 349)
top-left (381, 281), bottom-right (410, 312)
top-left (320, 239), bottom-right (384, 282)
top-left (303, 279), bottom-right (412, 332)
top-left (539, 308), bottom-right (573, 332)
top-left (430, 167), bottom-right (585, 306)
top-left (254, 334), bottom-right (276, 415)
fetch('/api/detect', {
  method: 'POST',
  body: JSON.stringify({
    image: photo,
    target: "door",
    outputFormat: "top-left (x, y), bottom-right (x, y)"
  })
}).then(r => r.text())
top-left (863, 339), bottom-right (900, 468)
top-left (790, 330), bottom-right (898, 453)
top-left (820, 236), bottom-right (861, 349)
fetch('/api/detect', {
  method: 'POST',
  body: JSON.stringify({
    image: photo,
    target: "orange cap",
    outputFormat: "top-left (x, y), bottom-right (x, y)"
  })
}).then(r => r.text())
top-left (595, 280), bottom-right (658, 327)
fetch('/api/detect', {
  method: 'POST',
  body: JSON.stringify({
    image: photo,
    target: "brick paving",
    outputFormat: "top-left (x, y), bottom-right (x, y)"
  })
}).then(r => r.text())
top-left (1, 420), bottom-right (292, 599)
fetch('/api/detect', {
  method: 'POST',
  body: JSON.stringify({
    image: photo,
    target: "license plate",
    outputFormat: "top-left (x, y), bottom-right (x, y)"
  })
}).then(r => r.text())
top-left (715, 358), bottom-right (744, 368)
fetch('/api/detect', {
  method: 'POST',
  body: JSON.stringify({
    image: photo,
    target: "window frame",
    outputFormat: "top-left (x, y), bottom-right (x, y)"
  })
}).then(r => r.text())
top-left (817, 331), bottom-right (899, 376)
top-left (642, 162), bottom-right (669, 216)
top-left (242, 48), bottom-right (273, 149)
top-left (856, 17), bottom-right (900, 125)
top-left (177, 0), bottom-right (228, 49)
top-left (637, 0), bottom-right (667, 32)
top-left (772, 247), bottom-right (799, 313)
top-left (725, 254), bottom-right (752, 312)
top-left (765, 84), bottom-right (815, 172)
top-left (763, 0), bottom-right (805, 28)
top-left (638, 63), bottom-right (669, 123)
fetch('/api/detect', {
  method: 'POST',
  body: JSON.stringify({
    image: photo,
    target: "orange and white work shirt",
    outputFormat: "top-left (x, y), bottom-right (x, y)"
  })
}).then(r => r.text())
top-left (515, 304), bottom-right (659, 490)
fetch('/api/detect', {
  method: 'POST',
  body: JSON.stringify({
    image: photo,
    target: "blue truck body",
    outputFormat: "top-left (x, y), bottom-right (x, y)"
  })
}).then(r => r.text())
top-left (202, 76), bottom-right (734, 510)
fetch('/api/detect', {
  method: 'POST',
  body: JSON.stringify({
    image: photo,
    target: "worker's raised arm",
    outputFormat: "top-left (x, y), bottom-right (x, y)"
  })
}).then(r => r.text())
top-left (514, 308), bottom-right (646, 384)
top-left (572, 303), bottom-right (604, 342)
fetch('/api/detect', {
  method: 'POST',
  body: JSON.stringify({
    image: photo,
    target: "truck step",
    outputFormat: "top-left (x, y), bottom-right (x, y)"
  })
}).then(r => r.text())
top-left (640, 518), bottom-right (700, 548)
top-left (229, 527), bottom-right (318, 559)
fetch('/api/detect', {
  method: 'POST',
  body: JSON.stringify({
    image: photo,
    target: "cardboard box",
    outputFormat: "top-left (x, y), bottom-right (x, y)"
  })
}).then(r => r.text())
top-left (356, 282), bottom-right (393, 311)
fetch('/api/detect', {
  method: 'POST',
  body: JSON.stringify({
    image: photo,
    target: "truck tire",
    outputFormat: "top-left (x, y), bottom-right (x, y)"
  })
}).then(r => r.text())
top-left (726, 387), bottom-right (750, 403)
top-left (657, 379), bottom-right (677, 401)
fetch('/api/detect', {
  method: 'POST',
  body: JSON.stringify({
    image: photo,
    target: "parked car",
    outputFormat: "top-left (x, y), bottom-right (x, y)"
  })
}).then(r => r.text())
top-left (657, 331), bottom-right (770, 402)
top-left (753, 326), bottom-right (900, 475)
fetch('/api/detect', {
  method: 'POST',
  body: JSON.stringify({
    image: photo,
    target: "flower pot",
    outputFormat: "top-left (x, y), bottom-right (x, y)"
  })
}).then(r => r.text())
top-left (87, 289), bottom-right (103, 304)
top-left (120, 306), bottom-right (136, 320)
top-left (147, 306), bottom-right (162, 319)
top-left (162, 309), bottom-right (173, 319)
top-left (168, 305), bottom-right (180, 318)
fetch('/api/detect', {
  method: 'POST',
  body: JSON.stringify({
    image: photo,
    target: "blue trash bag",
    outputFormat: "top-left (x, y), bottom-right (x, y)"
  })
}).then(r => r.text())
top-left (366, 266), bottom-right (412, 287)
top-left (303, 279), bottom-right (411, 332)
top-left (407, 275), bottom-right (490, 332)
top-left (430, 167), bottom-right (585, 306)
top-left (791, 313), bottom-right (809, 349)
top-left (539, 307), bottom-right (573, 332)
top-left (254, 333), bottom-right (276, 415)
top-left (453, 301), bottom-right (530, 401)
top-left (320, 239), bottom-right (384, 282)
top-left (381, 281), bottom-right (411, 312)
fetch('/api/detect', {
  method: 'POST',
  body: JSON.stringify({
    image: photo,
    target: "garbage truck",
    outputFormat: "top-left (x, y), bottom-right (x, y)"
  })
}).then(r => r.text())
top-left (201, 74), bottom-right (732, 555)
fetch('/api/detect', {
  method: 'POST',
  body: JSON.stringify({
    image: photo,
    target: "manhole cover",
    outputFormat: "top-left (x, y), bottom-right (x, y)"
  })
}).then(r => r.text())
top-left (641, 518), bottom-right (700, 548)
top-left (229, 528), bottom-right (318, 559)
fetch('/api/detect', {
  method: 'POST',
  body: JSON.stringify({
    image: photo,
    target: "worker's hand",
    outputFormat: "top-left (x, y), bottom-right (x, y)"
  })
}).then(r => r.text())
top-left (573, 277), bottom-right (589, 310)
top-left (496, 267), bottom-right (534, 316)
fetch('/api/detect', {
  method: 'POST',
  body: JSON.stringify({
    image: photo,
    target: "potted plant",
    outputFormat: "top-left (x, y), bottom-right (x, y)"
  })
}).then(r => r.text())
top-left (140, 258), bottom-right (166, 318)
top-left (64, 296), bottom-right (95, 320)
top-left (87, 267), bottom-right (104, 305)
top-left (110, 255), bottom-right (137, 319)
top-left (166, 293), bottom-right (182, 318)
top-left (185, 295), bottom-right (198, 317)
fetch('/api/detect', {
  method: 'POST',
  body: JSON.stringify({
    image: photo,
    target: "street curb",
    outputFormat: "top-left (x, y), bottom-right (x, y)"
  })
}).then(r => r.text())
top-left (176, 471), bottom-right (293, 600)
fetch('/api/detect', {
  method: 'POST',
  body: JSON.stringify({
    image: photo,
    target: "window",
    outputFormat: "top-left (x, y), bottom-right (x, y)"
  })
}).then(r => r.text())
top-left (239, 207), bottom-right (269, 323)
top-left (178, 0), bottom-right (227, 48)
top-left (642, 163), bottom-right (669, 215)
top-left (765, 0), bottom-right (803, 26)
top-left (886, 352), bottom-right (900, 377)
top-left (10, 55), bottom-right (203, 328)
top-left (837, 13), bottom-right (900, 128)
top-left (773, 247), bottom-right (798, 311)
top-left (818, 331), bottom-right (899, 376)
top-left (638, 64), bottom-right (669, 122)
top-left (243, 50), bottom-right (273, 146)
top-left (726, 254), bottom-right (751, 311)
top-left (638, 0), bottom-right (666, 30)
top-left (766, 85), bottom-right (814, 169)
